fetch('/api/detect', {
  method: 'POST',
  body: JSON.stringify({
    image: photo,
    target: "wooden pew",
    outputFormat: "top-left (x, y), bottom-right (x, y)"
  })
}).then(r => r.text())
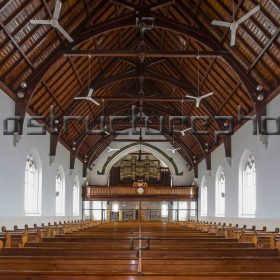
top-left (0, 220), bottom-right (280, 279)
top-left (1, 226), bottom-right (28, 248)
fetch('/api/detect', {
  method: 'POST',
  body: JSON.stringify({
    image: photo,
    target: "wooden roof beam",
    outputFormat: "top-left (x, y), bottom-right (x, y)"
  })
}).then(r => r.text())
top-left (48, 33), bottom-right (141, 162)
top-left (63, 49), bottom-right (228, 58)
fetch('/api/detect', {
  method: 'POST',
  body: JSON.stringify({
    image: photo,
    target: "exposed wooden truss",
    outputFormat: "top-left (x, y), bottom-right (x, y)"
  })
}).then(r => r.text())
top-left (1, 0), bottom-right (279, 177)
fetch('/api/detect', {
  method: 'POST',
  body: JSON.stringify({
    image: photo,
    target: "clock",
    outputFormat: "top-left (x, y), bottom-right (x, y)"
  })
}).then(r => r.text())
top-left (137, 187), bottom-right (145, 195)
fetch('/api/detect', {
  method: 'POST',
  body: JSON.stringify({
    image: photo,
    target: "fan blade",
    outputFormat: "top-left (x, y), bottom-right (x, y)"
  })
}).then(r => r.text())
top-left (184, 128), bottom-right (191, 132)
top-left (211, 20), bottom-right (231, 28)
top-left (196, 99), bottom-right (200, 107)
top-left (30, 19), bottom-right (52, 25)
top-left (230, 29), bottom-right (237, 47)
top-left (87, 88), bottom-right (94, 97)
top-left (105, 131), bottom-right (110, 135)
top-left (89, 98), bottom-right (100, 106)
top-left (53, 0), bottom-right (62, 20)
top-left (237, 5), bottom-right (260, 25)
top-left (201, 92), bottom-right (213, 98)
top-left (74, 97), bottom-right (86, 100)
top-left (175, 148), bottom-right (181, 151)
top-left (185, 95), bottom-right (197, 100)
top-left (56, 24), bottom-right (74, 42)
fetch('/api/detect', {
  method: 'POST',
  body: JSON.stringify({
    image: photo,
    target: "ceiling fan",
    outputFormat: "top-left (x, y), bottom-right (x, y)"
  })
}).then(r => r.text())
top-left (174, 98), bottom-right (192, 136)
top-left (185, 92), bottom-right (213, 108)
top-left (30, 0), bottom-right (74, 42)
top-left (100, 100), bottom-right (110, 135)
top-left (130, 111), bottom-right (152, 124)
top-left (174, 127), bottom-right (191, 136)
top-left (211, 4), bottom-right (260, 47)
top-left (74, 55), bottom-right (100, 106)
top-left (107, 147), bottom-right (120, 153)
top-left (74, 88), bottom-right (100, 105)
top-left (103, 127), bottom-right (110, 136)
top-left (166, 147), bottom-right (181, 154)
top-left (166, 125), bottom-right (181, 154)
top-left (185, 54), bottom-right (213, 107)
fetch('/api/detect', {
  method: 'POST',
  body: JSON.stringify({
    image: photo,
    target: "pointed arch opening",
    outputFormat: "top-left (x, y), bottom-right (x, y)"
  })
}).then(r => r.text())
top-left (24, 149), bottom-right (42, 216)
top-left (239, 150), bottom-right (256, 217)
top-left (200, 176), bottom-right (208, 217)
top-left (73, 175), bottom-right (80, 216)
top-left (215, 166), bottom-right (225, 217)
top-left (56, 166), bottom-right (65, 216)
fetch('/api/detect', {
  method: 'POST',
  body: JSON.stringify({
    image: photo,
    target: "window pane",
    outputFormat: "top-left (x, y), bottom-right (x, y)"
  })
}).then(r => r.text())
top-left (190, 201), bottom-right (196, 217)
top-left (73, 181), bottom-right (79, 216)
top-left (216, 169), bottom-right (225, 217)
top-left (84, 201), bottom-right (90, 217)
top-left (56, 172), bottom-right (65, 216)
top-left (24, 156), bottom-right (41, 215)
top-left (161, 203), bottom-right (168, 217)
top-left (201, 180), bottom-right (207, 217)
top-left (240, 155), bottom-right (256, 217)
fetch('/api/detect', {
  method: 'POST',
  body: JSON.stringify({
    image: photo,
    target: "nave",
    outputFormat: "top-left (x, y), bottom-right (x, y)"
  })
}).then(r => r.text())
top-left (1, 0), bottom-right (280, 278)
top-left (1, 220), bottom-right (280, 279)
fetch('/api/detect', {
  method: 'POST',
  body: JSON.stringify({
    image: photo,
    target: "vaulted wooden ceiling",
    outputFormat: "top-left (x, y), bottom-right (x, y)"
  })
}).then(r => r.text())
top-left (1, 0), bottom-right (279, 174)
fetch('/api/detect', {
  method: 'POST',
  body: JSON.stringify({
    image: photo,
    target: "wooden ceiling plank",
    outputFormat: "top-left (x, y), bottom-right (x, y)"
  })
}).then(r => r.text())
top-left (110, 0), bottom-right (137, 11)
top-left (248, 28), bottom-right (280, 72)
top-left (68, 56), bottom-right (96, 117)
top-left (0, 22), bottom-right (34, 70)
top-left (203, 0), bottom-right (277, 87)
top-left (7, 0), bottom-right (85, 89)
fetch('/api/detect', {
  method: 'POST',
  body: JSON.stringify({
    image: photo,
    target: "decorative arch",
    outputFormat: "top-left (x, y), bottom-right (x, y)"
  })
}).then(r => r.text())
top-left (239, 150), bottom-right (256, 217)
top-left (215, 166), bottom-right (225, 217)
top-left (55, 165), bottom-right (66, 216)
top-left (200, 176), bottom-right (207, 217)
top-left (73, 175), bottom-right (80, 216)
top-left (24, 148), bottom-right (42, 216)
top-left (96, 142), bottom-right (184, 176)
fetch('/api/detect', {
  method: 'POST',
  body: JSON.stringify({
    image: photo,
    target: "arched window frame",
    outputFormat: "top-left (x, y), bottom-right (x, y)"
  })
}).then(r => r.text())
top-left (215, 167), bottom-right (225, 217)
top-left (55, 167), bottom-right (65, 216)
top-left (239, 152), bottom-right (256, 217)
top-left (73, 176), bottom-right (80, 216)
top-left (24, 152), bottom-right (42, 216)
top-left (200, 176), bottom-right (208, 217)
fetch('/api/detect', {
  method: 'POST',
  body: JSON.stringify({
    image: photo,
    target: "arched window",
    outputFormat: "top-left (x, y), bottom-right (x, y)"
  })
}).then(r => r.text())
top-left (55, 168), bottom-right (65, 216)
top-left (24, 153), bottom-right (41, 216)
top-left (201, 176), bottom-right (207, 217)
top-left (73, 176), bottom-right (80, 216)
top-left (215, 167), bottom-right (225, 217)
top-left (239, 153), bottom-right (256, 217)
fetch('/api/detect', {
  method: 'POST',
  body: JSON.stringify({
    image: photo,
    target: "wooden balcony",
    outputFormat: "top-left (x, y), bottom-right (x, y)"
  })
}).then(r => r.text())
top-left (82, 185), bottom-right (198, 201)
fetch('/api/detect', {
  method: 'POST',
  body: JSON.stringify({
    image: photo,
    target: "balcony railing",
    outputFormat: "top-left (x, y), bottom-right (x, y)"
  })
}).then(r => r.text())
top-left (82, 185), bottom-right (198, 201)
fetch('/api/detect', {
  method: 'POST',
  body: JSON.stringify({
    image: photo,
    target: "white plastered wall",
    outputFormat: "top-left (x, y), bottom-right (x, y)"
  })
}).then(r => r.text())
top-left (0, 90), bottom-right (84, 229)
top-left (197, 93), bottom-right (280, 230)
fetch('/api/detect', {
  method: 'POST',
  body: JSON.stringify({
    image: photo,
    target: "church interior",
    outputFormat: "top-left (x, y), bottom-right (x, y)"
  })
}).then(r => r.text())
top-left (0, 0), bottom-right (280, 278)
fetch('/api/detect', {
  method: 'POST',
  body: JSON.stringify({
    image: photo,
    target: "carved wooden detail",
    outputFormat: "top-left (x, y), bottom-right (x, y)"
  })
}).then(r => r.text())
top-left (82, 185), bottom-right (198, 201)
